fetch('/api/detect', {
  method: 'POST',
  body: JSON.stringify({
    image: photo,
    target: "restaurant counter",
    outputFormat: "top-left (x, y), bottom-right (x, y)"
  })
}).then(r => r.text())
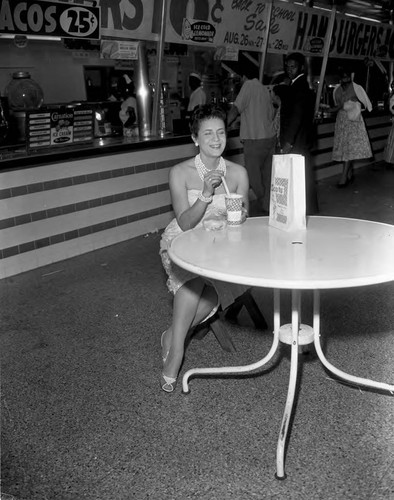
top-left (0, 133), bottom-right (193, 171)
top-left (0, 111), bottom-right (390, 279)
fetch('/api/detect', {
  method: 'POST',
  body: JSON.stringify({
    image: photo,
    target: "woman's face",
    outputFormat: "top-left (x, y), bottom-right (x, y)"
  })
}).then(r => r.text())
top-left (340, 73), bottom-right (351, 86)
top-left (194, 117), bottom-right (226, 158)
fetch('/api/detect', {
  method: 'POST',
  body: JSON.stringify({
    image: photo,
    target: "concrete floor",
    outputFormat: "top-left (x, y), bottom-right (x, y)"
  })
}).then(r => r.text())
top-left (1, 162), bottom-right (394, 500)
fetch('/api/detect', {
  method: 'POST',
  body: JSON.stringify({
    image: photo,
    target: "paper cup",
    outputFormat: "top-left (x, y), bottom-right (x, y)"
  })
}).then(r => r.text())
top-left (225, 194), bottom-right (243, 226)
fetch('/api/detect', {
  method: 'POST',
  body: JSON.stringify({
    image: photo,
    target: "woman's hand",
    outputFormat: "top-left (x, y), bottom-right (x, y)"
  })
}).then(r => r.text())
top-left (202, 170), bottom-right (223, 197)
top-left (328, 104), bottom-right (340, 114)
top-left (241, 206), bottom-right (248, 223)
top-left (280, 142), bottom-right (293, 154)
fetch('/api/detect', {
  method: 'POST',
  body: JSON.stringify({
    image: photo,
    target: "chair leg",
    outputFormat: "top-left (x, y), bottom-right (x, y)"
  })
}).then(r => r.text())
top-left (242, 290), bottom-right (268, 330)
top-left (224, 299), bottom-right (244, 323)
top-left (190, 288), bottom-right (268, 352)
top-left (191, 323), bottom-right (210, 341)
top-left (189, 312), bottom-right (236, 352)
top-left (209, 312), bottom-right (237, 353)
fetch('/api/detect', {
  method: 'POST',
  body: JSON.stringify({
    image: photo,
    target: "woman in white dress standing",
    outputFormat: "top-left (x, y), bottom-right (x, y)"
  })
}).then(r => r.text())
top-left (383, 81), bottom-right (394, 167)
top-left (331, 68), bottom-right (373, 187)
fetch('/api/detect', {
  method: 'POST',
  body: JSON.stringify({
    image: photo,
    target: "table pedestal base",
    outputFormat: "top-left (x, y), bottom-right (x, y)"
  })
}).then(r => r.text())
top-left (278, 323), bottom-right (314, 346)
top-left (182, 289), bottom-right (394, 479)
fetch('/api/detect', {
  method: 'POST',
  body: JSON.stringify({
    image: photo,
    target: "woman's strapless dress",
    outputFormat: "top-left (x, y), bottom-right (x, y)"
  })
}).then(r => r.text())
top-left (160, 190), bottom-right (247, 308)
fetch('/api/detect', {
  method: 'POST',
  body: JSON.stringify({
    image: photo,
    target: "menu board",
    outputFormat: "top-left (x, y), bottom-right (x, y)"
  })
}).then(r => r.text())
top-left (26, 106), bottom-right (94, 151)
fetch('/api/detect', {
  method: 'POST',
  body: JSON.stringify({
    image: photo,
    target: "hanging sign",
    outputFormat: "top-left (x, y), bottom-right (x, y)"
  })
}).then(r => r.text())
top-left (165, 0), bottom-right (269, 52)
top-left (0, 0), bottom-right (100, 39)
top-left (99, 0), bottom-right (160, 41)
top-left (328, 13), bottom-right (394, 61)
top-left (37, 0), bottom-right (394, 62)
top-left (97, 0), bottom-right (268, 52)
top-left (266, 3), bottom-right (394, 61)
top-left (266, 3), bottom-right (329, 56)
top-left (182, 19), bottom-right (216, 44)
top-left (214, 46), bottom-right (239, 61)
top-left (101, 40), bottom-right (139, 60)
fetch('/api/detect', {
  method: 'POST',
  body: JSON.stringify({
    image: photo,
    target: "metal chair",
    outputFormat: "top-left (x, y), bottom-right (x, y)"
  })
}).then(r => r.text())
top-left (191, 289), bottom-right (268, 352)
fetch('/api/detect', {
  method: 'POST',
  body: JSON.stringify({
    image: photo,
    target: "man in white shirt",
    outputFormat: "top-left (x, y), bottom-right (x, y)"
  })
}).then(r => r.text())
top-left (187, 72), bottom-right (207, 112)
top-left (227, 64), bottom-right (276, 215)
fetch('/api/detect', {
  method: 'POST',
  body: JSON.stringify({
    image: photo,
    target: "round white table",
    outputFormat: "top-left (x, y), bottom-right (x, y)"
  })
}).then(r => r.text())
top-left (168, 216), bottom-right (394, 479)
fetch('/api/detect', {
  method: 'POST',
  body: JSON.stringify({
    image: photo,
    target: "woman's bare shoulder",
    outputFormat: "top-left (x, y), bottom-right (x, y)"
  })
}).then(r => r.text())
top-left (170, 158), bottom-right (194, 173)
top-left (225, 159), bottom-right (247, 173)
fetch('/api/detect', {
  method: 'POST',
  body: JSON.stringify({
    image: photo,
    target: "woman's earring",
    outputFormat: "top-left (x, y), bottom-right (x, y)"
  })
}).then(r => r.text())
top-left (195, 142), bottom-right (198, 147)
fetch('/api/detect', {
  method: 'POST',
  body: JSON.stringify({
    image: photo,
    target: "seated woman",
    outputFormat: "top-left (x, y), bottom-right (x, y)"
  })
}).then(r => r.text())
top-left (159, 104), bottom-right (249, 392)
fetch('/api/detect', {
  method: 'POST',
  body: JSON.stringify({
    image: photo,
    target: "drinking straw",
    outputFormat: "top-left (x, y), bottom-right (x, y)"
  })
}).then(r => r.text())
top-left (221, 176), bottom-right (231, 196)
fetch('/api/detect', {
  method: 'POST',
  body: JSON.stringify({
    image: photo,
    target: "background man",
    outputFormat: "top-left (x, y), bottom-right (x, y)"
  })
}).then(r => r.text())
top-left (227, 63), bottom-right (276, 216)
top-left (187, 72), bottom-right (207, 113)
top-left (279, 52), bottom-right (319, 214)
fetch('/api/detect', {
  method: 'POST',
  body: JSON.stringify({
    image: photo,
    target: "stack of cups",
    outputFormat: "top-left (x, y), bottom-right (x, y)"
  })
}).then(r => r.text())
top-left (225, 194), bottom-right (243, 226)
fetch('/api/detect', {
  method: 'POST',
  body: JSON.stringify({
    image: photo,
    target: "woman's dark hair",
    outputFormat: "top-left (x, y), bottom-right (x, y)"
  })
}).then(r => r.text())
top-left (189, 104), bottom-right (227, 136)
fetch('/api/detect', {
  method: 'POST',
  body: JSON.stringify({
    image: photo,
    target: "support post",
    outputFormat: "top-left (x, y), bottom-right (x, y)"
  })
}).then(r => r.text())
top-left (276, 289), bottom-right (300, 479)
top-left (314, 7), bottom-right (337, 117)
top-left (151, 0), bottom-right (168, 136)
top-left (259, 0), bottom-right (273, 82)
top-left (135, 42), bottom-right (152, 138)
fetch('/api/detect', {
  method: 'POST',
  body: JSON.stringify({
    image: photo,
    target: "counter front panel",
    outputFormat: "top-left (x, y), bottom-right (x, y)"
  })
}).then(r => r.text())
top-left (0, 136), bottom-right (244, 278)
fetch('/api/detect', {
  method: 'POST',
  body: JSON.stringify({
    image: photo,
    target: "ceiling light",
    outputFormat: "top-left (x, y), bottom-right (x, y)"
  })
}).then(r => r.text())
top-left (0, 34), bottom-right (61, 41)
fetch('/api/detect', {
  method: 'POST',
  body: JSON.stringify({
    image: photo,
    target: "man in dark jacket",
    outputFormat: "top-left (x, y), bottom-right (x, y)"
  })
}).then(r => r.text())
top-left (280, 52), bottom-right (318, 214)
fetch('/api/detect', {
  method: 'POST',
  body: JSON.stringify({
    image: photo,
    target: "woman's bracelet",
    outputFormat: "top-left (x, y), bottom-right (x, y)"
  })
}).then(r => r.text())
top-left (198, 192), bottom-right (213, 204)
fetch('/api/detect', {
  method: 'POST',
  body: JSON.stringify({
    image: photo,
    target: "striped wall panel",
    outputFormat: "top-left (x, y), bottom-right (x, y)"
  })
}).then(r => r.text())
top-left (0, 137), bottom-right (243, 278)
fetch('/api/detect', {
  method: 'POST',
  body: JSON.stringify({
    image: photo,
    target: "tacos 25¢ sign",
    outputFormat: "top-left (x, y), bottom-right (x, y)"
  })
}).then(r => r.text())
top-left (0, 0), bottom-right (100, 39)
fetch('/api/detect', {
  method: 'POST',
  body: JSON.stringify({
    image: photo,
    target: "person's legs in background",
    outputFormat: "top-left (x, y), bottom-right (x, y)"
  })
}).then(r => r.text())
top-left (243, 139), bottom-right (264, 215)
top-left (303, 151), bottom-right (319, 214)
top-left (290, 148), bottom-right (319, 216)
top-left (243, 138), bottom-right (275, 216)
top-left (261, 136), bottom-right (276, 213)
top-left (337, 160), bottom-right (354, 187)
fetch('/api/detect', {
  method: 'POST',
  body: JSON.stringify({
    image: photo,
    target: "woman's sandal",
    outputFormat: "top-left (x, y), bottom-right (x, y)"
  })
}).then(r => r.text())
top-left (161, 330), bottom-right (176, 392)
top-left (160, 372), bottom-right (177, 393)
top-left (160, 301), bottom-right (220, 393)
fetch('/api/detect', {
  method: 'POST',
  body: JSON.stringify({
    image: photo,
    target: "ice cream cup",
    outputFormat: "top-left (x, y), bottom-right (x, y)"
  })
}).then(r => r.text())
top-left (225, 194), bottom-right (243, 226)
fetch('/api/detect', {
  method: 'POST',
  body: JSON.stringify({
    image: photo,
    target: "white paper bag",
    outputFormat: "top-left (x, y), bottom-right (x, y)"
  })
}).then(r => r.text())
top-left (269, 154), bottom-right (306, 232)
